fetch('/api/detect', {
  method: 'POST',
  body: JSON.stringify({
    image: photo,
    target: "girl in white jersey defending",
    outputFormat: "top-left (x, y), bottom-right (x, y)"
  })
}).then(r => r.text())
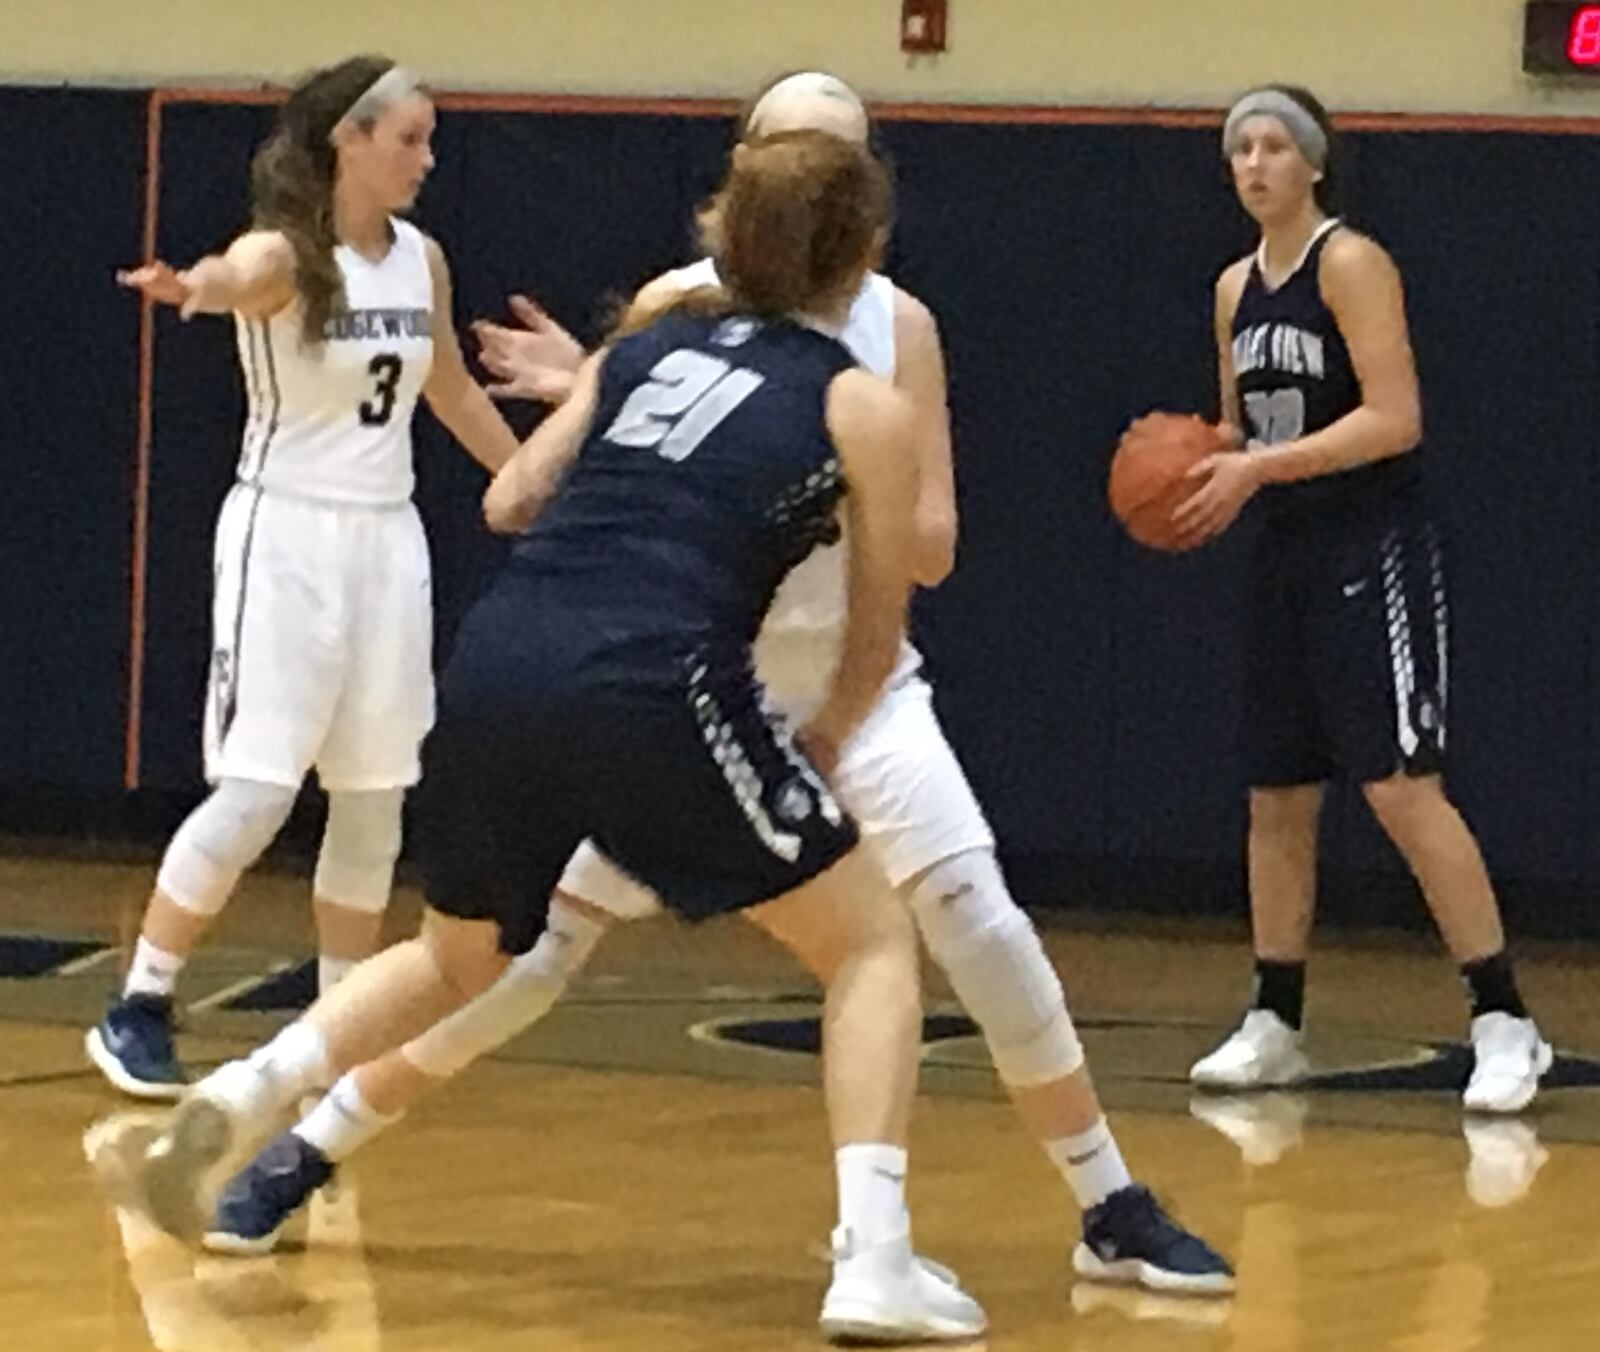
top-left (204, 74), bottom-right (1234, 1308)
top-left (88, 56), bottom-right (519, 1099)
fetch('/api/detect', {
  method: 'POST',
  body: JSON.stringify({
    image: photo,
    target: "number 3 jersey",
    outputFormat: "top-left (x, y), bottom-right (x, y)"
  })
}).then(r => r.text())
top-left (1232, 218), bottom-right (1418, 521)
top-left (233, 218), bottom-right (434, 505)
top-left (511, 310), bottom-right (856, 686)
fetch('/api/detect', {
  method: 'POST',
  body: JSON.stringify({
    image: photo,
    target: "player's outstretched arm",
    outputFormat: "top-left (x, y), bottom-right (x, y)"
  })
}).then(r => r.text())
top-left (117, 231), bottom-right (296, 320)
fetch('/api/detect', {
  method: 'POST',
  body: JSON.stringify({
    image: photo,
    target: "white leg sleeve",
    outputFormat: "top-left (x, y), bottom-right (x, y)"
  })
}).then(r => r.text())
top-left (400, 899), bottom-right (609, 1080)
top-left (156, 778), bottom-right (299, 916)
top-left (905, 849), bottom-right (1085, 1088)
top-left (314, 789), bottom-right (405, 914)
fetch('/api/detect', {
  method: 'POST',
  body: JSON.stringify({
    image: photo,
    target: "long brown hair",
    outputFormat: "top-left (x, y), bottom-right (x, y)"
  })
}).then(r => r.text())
top-left (250, 55), bottom-right (399, 343)
top-left (616, 132), bottom-right (891, 337)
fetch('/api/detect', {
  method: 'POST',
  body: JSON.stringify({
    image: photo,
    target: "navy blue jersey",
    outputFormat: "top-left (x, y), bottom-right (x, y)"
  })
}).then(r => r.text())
top-left (511, 310), bottom-right (855, 684)
top-left (1232, 222), bottom-right (1419, 521)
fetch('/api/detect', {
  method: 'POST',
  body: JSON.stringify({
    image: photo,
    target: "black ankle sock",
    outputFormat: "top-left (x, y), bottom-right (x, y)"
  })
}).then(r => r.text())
top-left (1460, 950), bottom-right (1527, 1020)
top-left (1251, 959), bottom-right (1306, 1031)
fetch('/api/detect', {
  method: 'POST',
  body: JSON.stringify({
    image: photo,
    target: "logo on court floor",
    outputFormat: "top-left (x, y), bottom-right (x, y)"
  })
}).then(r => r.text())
top-left (698, 1011), bottom-right (1600, 1097)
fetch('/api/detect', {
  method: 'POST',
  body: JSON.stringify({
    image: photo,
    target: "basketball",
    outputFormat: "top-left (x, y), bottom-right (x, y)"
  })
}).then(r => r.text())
top-left (1107, 412), bottom-right (1228, 551)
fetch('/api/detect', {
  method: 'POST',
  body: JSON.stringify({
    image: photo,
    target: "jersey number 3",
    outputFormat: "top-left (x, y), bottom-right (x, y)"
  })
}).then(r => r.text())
top-left (360, 353), bottom-right (403, 427)
top-left (603, 350), bottom-right (765, 462)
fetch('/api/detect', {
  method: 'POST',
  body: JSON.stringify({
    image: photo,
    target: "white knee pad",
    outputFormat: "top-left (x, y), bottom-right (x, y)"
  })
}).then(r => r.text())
top-left (157, 779), bottom-right (298, 916)
top-left (906, 850), bottom-right (1084, 1088)
top-left (314, 789), bottom-right (405, 914)
top-left (402, 899), bottom-right (609, 1080)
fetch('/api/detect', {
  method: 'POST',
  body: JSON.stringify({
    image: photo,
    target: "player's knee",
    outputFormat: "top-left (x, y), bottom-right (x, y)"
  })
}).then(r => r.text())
top-left (402, 899), bottom-right (609, 1080)
top-left (157, 779), bottom-right (298, 916)
top-left (314, 789), bottom-right (405, 914)
top-left (904, 849), bottom-right (1083, 1087)
top-left (423, 913), bottom-right (511, 1003)
top-left (1362, 771), bottom-right (1445, 837)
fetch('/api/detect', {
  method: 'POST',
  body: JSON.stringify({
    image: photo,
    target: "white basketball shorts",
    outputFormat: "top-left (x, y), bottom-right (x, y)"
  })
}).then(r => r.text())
top-left (204, 483), bottom-right (435, 791)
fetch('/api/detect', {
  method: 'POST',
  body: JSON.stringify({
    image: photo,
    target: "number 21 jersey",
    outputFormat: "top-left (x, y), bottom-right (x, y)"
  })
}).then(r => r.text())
top-left (1232, 219), bottom-right (1417, 518)
top-left (233, 218), bottom-right (434, 505)
top-left (512, 310), bottom-right (856, 675)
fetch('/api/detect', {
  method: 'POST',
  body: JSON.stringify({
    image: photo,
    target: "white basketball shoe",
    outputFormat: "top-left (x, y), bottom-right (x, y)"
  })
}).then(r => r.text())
top-left (819, 1227), bottom-right (987, 1344)
top-left (1190, 1010), bottom-right (1310, 1090)
top-left (1463, 1012), bottom-right (1552, 1114)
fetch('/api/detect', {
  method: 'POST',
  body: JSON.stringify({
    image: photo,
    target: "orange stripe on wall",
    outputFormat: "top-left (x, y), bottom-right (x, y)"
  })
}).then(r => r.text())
top-left (149, 84), bottom-right (1600, 134)
top-left (124, 92), bottom-right (163, 791)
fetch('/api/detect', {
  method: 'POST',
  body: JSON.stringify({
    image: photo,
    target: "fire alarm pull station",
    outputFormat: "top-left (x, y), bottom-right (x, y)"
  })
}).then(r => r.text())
top-left (902, 0), bottom-right (948, 53)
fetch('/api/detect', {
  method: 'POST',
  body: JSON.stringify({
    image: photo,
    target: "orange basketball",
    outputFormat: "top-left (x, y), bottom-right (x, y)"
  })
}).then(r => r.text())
top-left (1107, 413), bottom-right (1228, 552)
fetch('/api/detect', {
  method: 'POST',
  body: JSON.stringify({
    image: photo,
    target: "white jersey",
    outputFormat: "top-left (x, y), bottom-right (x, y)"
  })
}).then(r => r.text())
top-left (234, 218), bottom-right (435, 506)
top-left (665, 259), bottom-right (904, 711)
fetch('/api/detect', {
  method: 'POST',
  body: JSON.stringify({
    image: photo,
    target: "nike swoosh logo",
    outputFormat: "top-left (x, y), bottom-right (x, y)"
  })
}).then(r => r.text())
top-left (871, 1167), bottom-right (907, 1184)
top-left (1066, 1145), bottom-right (1106, 1167)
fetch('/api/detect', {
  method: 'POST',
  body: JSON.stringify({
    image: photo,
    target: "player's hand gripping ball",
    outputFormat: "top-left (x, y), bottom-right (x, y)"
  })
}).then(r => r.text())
top-left (1108, 413), bottom-right (1234, 551)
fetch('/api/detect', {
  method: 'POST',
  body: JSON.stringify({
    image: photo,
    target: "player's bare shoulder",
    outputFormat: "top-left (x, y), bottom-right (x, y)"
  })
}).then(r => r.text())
top-left (1215, 255), bottom-right (1254, 321)
top-left (1317, 227), bottom-right (1401, 293)
top-left (891, 285), bottom-right (936, 337)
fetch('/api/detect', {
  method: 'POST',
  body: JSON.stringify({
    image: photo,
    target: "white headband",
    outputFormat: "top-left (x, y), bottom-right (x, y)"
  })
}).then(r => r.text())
top-left (332, 65), bottom-right (423, 140)
top-left (1222, 91), bottom-right (1328, 170)
top-left (747, 71), bottom-right (866, 135)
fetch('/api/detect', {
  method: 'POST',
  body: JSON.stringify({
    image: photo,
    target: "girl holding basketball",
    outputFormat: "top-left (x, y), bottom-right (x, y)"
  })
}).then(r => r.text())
top-left (1179, 86), bottom-right (1548, 1112)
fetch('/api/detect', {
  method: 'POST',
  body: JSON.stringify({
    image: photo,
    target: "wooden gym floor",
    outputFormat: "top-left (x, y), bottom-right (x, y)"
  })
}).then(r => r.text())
top-left (2, 849), bottom-right (1599, 1350)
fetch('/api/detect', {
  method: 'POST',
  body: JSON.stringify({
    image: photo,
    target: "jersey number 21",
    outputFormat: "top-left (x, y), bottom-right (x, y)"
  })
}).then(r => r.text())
top-left (603, 350), bottom-right (765, 462)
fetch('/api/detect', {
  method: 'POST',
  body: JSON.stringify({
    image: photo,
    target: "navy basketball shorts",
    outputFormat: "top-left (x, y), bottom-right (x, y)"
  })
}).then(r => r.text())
top-left (1244, 497), bottom-right (1448, 789)
top-left (417, 573), bottom-right (859, 955)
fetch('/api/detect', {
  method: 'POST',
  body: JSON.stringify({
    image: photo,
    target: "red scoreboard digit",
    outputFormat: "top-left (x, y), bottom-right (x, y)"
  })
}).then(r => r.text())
top-left (1525, 2), bottom-right (1600, 73)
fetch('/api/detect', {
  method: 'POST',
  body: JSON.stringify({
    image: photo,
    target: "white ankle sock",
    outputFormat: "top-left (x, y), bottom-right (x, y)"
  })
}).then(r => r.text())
top-left (293, 1073), bottom-right (398, 1163)
top-left (318, 955), bottom-right (357, 994)
top-left (123, 937), bottom-right (184, 999)
top-left (835, 1143), bottom-right (910, 1248)
top-left (1046, 1118), bottom-right (1133, 1210)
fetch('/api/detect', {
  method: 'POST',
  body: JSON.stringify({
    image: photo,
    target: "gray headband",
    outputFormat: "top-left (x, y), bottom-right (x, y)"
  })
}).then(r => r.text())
top-left (332, 65), bottom-right (423, 140)
top-left (1222, 91), bottom-right (1328, 170)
